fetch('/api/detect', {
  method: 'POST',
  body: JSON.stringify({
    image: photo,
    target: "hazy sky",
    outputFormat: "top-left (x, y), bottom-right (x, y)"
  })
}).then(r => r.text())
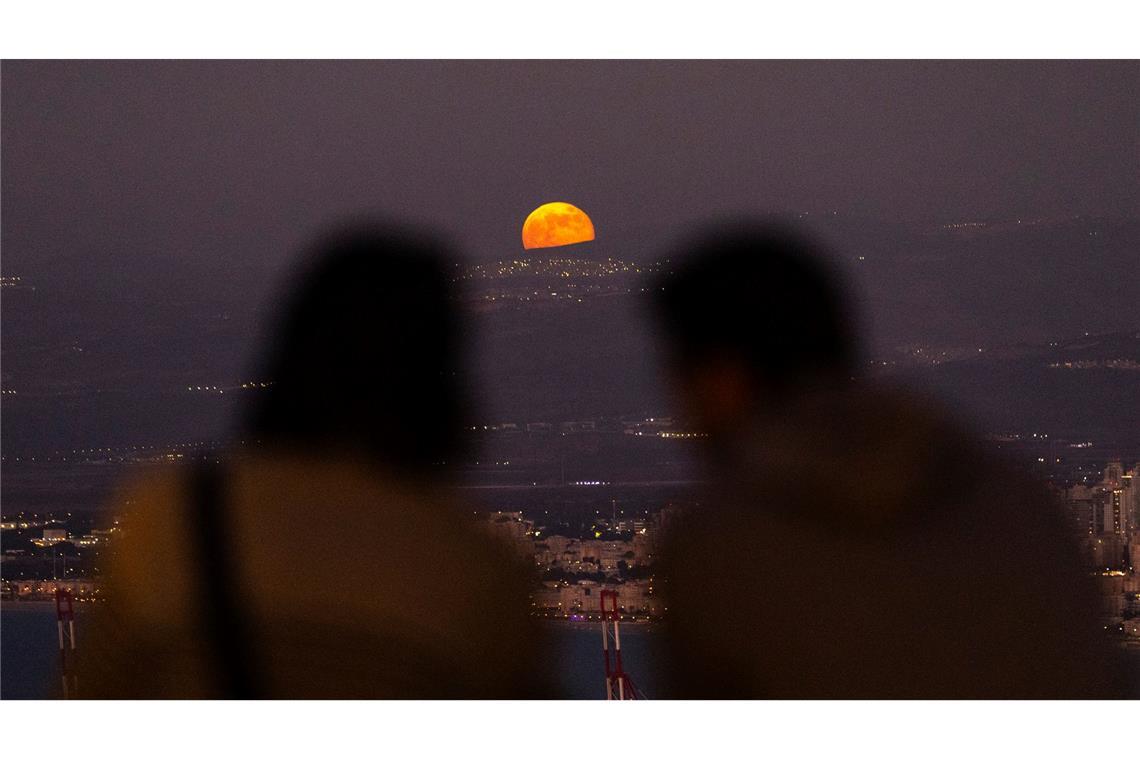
top-left (2, 60), bottom-right (1138, 456)
top-left (3, 60), bottom-right (1137, 295)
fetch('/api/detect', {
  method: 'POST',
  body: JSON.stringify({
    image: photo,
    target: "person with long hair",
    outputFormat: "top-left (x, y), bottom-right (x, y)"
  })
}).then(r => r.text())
top-left (80, 224), bottom-right (550, 698)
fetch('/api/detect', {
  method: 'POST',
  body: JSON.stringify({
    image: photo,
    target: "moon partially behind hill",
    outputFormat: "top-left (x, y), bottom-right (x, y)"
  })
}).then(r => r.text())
top-left (522, 202), bottom-right (595, 250)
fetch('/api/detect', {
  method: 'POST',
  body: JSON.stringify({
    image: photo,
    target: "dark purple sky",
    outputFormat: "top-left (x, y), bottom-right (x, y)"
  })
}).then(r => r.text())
top-left (2, 60), bottom-right (1138, 457)
top-left (3, 60), bottom-right (1137, 293)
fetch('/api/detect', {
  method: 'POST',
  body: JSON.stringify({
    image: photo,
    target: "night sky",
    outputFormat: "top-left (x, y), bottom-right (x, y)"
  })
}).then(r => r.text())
top-left (3, 61), bottom-right (1137, 288)
top-left (2, 60), bottom-right (1138, 456)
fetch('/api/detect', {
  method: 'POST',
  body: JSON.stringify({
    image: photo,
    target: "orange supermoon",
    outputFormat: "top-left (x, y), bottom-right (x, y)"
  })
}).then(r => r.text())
top-left (521, 202), bottom-right (595, 250)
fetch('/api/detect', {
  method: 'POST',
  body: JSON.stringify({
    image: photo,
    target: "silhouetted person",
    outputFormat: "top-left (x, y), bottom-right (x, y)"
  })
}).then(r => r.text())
top-left (652, 220), bottom-right (1130, 698)
top-left (80, 224), bottom-right (550, 698)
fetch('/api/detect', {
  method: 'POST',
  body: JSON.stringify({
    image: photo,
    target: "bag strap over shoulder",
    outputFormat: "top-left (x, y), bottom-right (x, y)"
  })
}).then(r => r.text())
top-left (189, 454), bottom-right (262, 699)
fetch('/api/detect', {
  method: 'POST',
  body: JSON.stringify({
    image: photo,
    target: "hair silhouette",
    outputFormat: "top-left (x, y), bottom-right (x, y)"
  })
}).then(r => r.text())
top-left (245, 223), bottom-right (466, 472)
top-left (654, 220), bottom-right (858, 396)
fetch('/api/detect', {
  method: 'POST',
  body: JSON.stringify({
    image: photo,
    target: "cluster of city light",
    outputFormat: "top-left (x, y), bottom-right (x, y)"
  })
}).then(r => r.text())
top-left (5, 579), bottom-right (103, 602)
top-left (1, 519), bottom-right (46, 530)
top-left (2, 439), bottom-right (225, 466)
top-left (939, 216), bottom-right (1056, 231)
top-left (470, 285), bottom-right (626, 304)
top-left (459, 256), bottom-right (643, 282)
top-left (187, 381), bottom-right (274, 393)
top-left (1048, 360), bottom-right (1140, 371)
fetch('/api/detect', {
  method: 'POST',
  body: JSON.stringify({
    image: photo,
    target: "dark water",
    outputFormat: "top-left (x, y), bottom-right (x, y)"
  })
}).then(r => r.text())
top-left (545, 623), bottom-right (661, 699)
top-left (0, 604), bottom-right (659, 700)
top-left (2, 603), bottom-right (70, 699)
top-left (6, 605), bottom-right (1136, 699)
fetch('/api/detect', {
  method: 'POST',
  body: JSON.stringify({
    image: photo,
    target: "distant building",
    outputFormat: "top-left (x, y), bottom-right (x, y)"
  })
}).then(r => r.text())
top-left (1095, 573), bottom-right (1127, 618)
top-left (9, 578), bottom-right (99, 600)
top-left (1088, 535), bottom-right (1128, 571)
top-left (41, 528), bottom-right (68, 544)
top-left (578, 539), bottom-right (634, 573)
top-left (530, 578), bottom-right (662, 617)
top-left (479, 511), bottom-right (535, 560)
top-left (1061, 462), bottom-right (1139, 572)
top-left (531, 583), bottom-right (563, 610)
top-left (559, 420), bottom-right (597, 433)
top-left (1057, 462), bottom-right (1140, 639)
top-left (631, 531), bottom-right (656, 565)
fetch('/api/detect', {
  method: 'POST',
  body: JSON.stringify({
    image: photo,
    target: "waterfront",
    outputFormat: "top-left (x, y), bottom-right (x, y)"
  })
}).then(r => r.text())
top-left (6, 603), bottom-right (1140, 699)
top-left (0, 603), bottom-right (661, 699)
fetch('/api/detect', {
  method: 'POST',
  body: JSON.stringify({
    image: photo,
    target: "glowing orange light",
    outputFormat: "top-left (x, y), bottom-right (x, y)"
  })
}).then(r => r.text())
top-left (521, 202), bottom-right (595, 250)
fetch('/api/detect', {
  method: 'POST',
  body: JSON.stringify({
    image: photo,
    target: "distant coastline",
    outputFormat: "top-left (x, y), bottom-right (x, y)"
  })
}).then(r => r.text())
top-left (537, 616), bottom-right (657, 631)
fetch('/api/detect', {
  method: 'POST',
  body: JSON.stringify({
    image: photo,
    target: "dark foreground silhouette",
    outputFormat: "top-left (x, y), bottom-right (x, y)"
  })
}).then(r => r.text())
top-left (652, 221), bottom-right (1132, 698)
top-left (79, 225), bottom-right (550, 698)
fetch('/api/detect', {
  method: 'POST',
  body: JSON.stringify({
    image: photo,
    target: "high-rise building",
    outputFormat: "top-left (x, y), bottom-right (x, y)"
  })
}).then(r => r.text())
top-left (1061, 461), bottom-right (1140, 572)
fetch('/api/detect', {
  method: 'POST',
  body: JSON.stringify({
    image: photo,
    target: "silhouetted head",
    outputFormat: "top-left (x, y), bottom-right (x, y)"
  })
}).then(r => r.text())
top-left (653, 220), bottom-right (858, 435)
top-left (245, 223), bottom-right (467, 475)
